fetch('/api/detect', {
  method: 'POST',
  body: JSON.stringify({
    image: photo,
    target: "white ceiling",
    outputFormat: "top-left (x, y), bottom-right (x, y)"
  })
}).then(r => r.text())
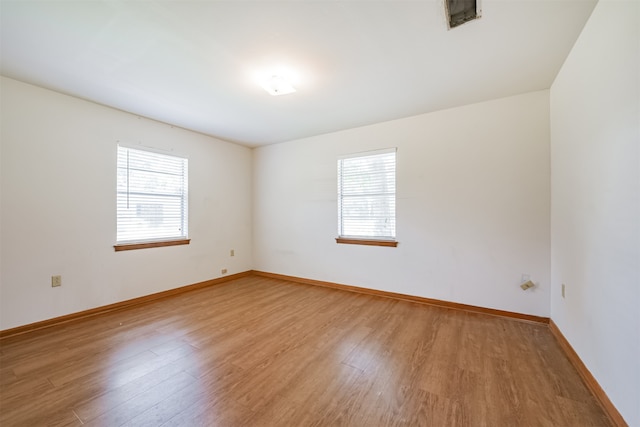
top-left (0, 0), bottom-right (597, 147)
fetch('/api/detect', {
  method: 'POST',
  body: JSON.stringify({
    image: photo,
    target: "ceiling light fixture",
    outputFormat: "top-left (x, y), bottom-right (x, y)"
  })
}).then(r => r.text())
top-left (262, 75), bottom-right (296, 96)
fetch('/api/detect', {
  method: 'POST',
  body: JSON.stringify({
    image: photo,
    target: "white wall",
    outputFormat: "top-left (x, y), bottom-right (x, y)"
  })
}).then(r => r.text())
top-left (550, 0), bottom-right (640, 425)
top-left (0, 77), bottom-right (253, 330)
top-left (254, 91), bottom-right (551, 316)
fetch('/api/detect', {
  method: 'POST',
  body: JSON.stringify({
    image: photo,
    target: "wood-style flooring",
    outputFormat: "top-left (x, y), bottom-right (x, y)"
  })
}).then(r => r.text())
top-left (0, 275), bottom-right (612, 426)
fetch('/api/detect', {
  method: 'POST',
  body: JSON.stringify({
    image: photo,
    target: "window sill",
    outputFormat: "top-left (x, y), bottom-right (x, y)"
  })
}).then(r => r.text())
top-left (336, 237), bottom-right (398, 247)
top-left (114, 239), bottom-right (191, 252)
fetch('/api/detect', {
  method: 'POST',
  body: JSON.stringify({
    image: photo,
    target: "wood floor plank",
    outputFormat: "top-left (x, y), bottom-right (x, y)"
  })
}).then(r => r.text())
top-left (73, 354), bottom-right (197, 422)
top-left (83, 371), bottom-right (196, 426)
top-left (0, 275), bottom-right (614, 426)
top-left (0, 376), bottom-right (55, 408)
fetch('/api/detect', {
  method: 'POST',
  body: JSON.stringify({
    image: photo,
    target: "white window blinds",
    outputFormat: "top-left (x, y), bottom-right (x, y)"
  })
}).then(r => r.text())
top-left (117, 146), bottom-right (188, 244)
top-left (338, 148), bottom-right (396, 240)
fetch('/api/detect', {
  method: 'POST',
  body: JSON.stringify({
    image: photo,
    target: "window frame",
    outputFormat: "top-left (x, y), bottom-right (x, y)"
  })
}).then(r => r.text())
top-left (337, 148), bottom-right (398, 248)
top-left (114, 145), bottom-right (190, 251)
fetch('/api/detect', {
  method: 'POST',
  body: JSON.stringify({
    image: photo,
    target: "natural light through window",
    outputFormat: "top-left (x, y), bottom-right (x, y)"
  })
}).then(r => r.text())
top-left (337, 148), bottom-right (396, 246)
top-left (116, 146), bottom-right (188, 248)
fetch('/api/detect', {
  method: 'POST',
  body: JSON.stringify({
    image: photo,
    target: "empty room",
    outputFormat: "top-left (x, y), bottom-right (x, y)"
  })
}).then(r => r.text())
top-left (1, 0), bottom-right (638, 426)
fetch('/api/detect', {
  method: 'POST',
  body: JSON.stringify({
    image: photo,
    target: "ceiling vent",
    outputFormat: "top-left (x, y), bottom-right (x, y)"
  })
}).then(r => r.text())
top-left (446, 0), bottom-right (481, 29)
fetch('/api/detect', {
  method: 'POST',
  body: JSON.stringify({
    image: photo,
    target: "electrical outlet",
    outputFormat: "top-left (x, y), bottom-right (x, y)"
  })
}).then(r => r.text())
top-left (230, 249), bottom-right (235, 257)
top-left (562, 283), bottom-right (565, 298)
top-left (51, 275), bottom-right (62, 287)
top-left (221, 268), bottom-right (227, 274)
top-left (520, 280), bottom-right (534, 290)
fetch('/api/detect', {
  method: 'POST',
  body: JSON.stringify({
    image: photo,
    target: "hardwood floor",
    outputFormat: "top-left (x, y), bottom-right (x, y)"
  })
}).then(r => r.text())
top-left (0, 275), bottom-right (612, 426)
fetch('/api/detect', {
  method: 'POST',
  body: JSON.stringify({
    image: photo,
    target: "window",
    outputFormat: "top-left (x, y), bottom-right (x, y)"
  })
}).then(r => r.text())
top-left (115, 146), bottom-right (189, 250)
top-left (337, 148), bottom-right (397, 247)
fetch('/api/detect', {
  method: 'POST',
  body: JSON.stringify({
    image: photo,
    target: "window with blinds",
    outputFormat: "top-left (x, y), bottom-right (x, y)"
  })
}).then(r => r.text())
top-left (116, 146), bottom-right (188, 244)
top-left (338, 148), bottom-right (396, 241)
